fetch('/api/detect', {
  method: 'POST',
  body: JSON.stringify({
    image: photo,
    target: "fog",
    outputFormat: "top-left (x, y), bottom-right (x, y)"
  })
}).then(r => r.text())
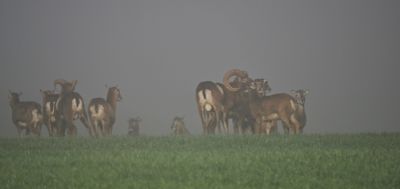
top-left (1, 0), bottom-right (399, 137)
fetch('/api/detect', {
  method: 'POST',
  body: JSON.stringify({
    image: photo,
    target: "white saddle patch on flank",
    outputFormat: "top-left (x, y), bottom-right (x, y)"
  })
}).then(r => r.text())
top-left (32, 109), bottom-right (42, 123)
top-left (89, 105), bottom-right (105, 119)
top-left (72, 98), bottom-right (83, 112)
top-left (198, 91), bottom-right (206, 105)
top-left (290, 100), bottom-right (297, 111)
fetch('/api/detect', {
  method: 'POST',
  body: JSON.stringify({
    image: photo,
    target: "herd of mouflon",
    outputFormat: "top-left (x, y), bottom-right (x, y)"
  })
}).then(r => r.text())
top-left (8, 69), bottom-right (308, 137)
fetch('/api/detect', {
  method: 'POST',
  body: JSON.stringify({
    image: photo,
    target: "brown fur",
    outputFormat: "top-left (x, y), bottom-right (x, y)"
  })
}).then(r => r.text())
top-left (258, 89), bottom-right (308, 134)
top-left (247, 89), bottom-right (305, 134)
top-left (88, 86), bottom-right (122, 137)
top-left (195, 81), bottom-right (222, 134)
top-left (9, 91), bottom-right (43, 137)
top-left (223, 77), bottom-right (271, 135)
top-left (40, 90), bottom-right (60, 136)
top-left (128, 117), bottom-right (142, 136)
top-left (54, 79), bottom-right (93, 137)
top-left (171, 117), bottom-right (190, 136)
top-left (195, 80), bottom-right (248, 135)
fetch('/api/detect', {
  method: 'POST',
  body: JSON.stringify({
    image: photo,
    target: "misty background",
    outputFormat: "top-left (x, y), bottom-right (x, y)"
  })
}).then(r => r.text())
top-left (0, 0), bottom-right (399, 137)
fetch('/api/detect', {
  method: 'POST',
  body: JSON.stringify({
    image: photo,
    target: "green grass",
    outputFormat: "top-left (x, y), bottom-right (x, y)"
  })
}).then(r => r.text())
top-left (1, 134), bottom-right (400, 189)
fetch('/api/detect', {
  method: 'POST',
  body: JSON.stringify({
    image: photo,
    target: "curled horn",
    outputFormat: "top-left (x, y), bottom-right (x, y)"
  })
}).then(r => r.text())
top-left (223, 69), bottom-right (248, 92)
top-left (54, 79), bottom-right (67, 91)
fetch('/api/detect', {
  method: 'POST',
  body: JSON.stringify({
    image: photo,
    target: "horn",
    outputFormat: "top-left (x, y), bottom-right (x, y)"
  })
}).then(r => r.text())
top-left (223, 69), bottom-right (248, 92)
top-left (54, 79), bottom-right (67, 91)
top-left (71, 80), bottom-right (78, 90)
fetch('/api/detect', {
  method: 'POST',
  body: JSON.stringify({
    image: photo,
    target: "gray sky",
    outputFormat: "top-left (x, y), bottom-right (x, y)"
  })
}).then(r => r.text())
top-left (1, 0), bottom-right (399, 137)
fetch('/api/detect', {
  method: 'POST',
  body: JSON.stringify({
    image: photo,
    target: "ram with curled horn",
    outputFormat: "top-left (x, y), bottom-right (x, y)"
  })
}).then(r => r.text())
top-left (195, 69), bottom-right (251, 134)
top-left (221, 69), bottom-right (268, 134)
top-left (54, 79), bottom-right (94, 136)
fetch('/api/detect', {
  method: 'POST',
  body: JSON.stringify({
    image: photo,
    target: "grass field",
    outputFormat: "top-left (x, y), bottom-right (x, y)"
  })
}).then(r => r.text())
top-left (1, 134), bottom-right (399, 189)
